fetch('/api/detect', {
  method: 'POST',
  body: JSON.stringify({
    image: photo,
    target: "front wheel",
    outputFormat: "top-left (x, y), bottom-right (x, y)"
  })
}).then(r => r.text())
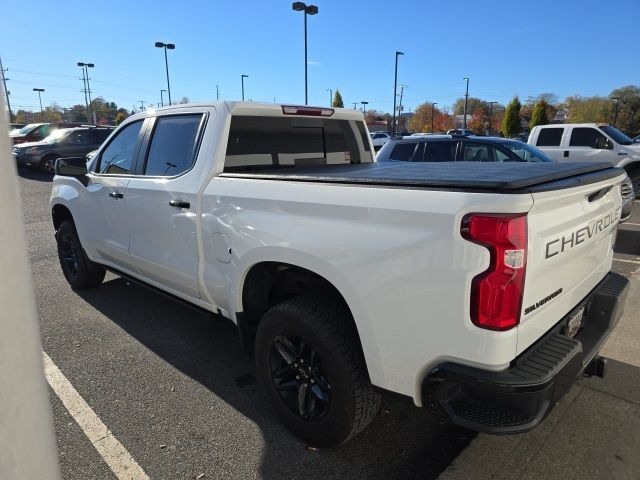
top-left (255, 296), bottom-right (380, 447)
top-left (629, 169), bottom-right (640, 199)
top-left (56, 221), bottom-right (106, 289)
top-left (40, 154), bottom-right (59, 174)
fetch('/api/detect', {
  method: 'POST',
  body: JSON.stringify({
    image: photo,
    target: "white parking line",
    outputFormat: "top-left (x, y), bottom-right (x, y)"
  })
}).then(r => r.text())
top-left (43, 352), bottom-right (150, 480)
top-left (613, 257), bottom-right (640, 265)
top-left (622, 222), bottom-right (640, 227)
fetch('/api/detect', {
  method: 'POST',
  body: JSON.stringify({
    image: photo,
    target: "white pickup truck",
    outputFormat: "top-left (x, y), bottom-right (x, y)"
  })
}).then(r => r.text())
top-left (51, 102), bottom-right (629, 447)
top-left (528, 123), bottom-right (640, 196)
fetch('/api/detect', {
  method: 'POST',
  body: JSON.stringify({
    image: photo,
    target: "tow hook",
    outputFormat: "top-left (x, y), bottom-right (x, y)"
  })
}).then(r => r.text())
top-left (583, 356), bottom-right (608, 378)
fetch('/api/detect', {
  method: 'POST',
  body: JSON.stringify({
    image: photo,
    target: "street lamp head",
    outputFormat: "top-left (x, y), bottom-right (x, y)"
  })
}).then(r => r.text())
top-left (155, 42), bottom-right (164, 48)
top-left (611, 97), bottom-right (619, 101)
top-left (86, 63), bottom-right (94, 68)
top-left (166, 43), bottom-right (175, 50)
top-left (242, 74), bottom-right (249, 79)
top-left (33, 88), bottom-right (44, 92)
top-left (463, 77), bottom-right (469, 81)
top-left (292, 2), bottom-right (306, 11)
top-left (396, 51), bottom-right (404, 56)
top-left (77, 62), bottom-right (84, 67)
top-left (306, 5), bottom-right (318, 14)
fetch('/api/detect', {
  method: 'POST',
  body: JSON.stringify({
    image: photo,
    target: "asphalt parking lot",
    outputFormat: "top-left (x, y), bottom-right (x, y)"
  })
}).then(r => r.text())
top-left (16, 169), bottom-right (640, 480)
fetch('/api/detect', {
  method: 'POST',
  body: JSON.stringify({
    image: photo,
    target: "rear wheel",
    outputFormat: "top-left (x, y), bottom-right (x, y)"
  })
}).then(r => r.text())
top-left (255, 296), bottom-right (380, 447)
top-left (56, 220), bottom-right (106, 289)
top-left (39, 154), bottom-right (59, 174)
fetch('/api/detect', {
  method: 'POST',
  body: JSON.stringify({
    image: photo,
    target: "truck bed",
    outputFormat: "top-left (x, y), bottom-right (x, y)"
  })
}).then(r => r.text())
top-left (220, 161), bottom-right (620, 192)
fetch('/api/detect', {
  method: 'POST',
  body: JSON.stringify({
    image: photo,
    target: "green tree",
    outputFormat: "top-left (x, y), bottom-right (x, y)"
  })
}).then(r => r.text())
top-left (501, 96), bottom-right (522, 138)
top-left (453, 97), bottom-right (489, 116)
top-left (565, 95), bottom-right (610, 123)
top-left (529, 100), bottom-right (549, 129)
top-left (609, 85), bottom-right (640, 136)
top-left (332, 89), bottom-right (344, 108)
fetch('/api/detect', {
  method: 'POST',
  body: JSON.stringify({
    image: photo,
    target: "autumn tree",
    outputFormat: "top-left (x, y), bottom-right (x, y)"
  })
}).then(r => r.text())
top-left (565, 95), bottom-right (610, 123)
top-left (502, 96), bottom-right (522, 138)
top-left (468, 107), bottom-right (488, 134)
top-left (409, 102), bottom-right (444, 132)
top-left (529, 100), bottom-right (550, 129)
top-left (452, 97), bottom-right (490, 116)
top-left (332, 89), bottom-right (344, 108)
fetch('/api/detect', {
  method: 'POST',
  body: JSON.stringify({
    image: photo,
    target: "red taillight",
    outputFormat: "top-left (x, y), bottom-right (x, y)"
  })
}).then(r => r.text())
top-left (281, 105), bottom-right (334, 116)
top-left (461, 213), bottom-right (528, 331)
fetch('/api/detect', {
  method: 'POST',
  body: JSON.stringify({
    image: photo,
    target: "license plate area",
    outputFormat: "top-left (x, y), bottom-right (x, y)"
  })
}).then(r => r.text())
top-left (563, 306), bottom-right (586, 338)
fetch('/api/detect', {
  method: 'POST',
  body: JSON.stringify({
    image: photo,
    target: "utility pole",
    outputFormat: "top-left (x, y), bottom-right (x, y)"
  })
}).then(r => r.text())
top-left (33, 88), bottom-right (45, 122)
top-left (0, 57), bottom-right (13, 121)
top-left (397, 85), bottom-right (406, 132)
top-left (431, 102), bottom-right (438, 133)
top-left (352, 102), bottom-right (358, 109)
top-left (139, 100), bottom-right (145, 111)
top-left (327, 88), bottom-right (332, 107)
top-left (611, 97), bottom-right (620, 127)
top-left (78, 64), bottom-right (89, 122)
top-left (216, 85), bottom-right (220, 101)
top-left (463, 77), bottom-right (470, 129)
top-left (392, 51), bottom-right (404, 136)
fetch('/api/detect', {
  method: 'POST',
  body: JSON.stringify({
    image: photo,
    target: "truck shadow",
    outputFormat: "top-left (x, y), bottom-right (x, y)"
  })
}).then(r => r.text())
top-left (16, 167), bottom-right (53, 182)
top-left (614, 228), bottom-right (640, 257)
top-left (77, 278), bottom-right (473, 480)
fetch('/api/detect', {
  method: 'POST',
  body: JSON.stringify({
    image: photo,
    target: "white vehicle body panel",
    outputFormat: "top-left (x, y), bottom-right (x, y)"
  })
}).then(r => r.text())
top-left (51, 103), bottom-right (623, 405)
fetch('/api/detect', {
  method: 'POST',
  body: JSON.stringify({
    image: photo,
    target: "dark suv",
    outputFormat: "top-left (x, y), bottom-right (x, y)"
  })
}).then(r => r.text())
top-left (13, 126), bottom-right (114, 173)
top-left (10, 122), bottom-right (86, 145)
top-left (377, 135), bottom-right (554, 163)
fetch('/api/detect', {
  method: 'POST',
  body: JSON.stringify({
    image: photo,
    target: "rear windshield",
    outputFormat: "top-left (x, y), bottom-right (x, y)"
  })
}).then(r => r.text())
top-left (224, 116), bottom-right (373, 172)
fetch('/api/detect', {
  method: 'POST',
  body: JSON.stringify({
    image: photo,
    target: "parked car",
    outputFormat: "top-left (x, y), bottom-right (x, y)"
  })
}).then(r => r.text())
top-left (621, 174), bottom-right (635, 222)
top-left (369, 132), bottom-right (390, 150)
top-left (377, 135), bottom-right (554, 163)
top-left (51, 101), bottom-right (629, 447)
top-left (446, 128), bottom-right (474, 136)
top-left (9, 122), bottom-right (87, 145)
top-left (528, 123), bottom-right (640, 197)
top-left (13, 126), bottom-right (113, 173)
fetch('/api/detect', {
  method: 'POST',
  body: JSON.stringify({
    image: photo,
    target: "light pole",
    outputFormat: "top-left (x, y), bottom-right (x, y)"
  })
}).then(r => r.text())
top-left (488, 101), bottom-right (498, 134)
top-left (431, 102), bottom-right (438, 133)
top-left (33, 88), bottom-right (45, 122)
top-left (155, 42), bottom-right (175, 105)
top-left (241, 75), bottom-right (249, 101)
top-left (611, 97), bottom-right (620, 127)
top-left (292, 2), bottom-right (318, 105)
top-left (327, 88), bottom-right (332, 107)
top-left (160, 89), bottom-right (167, 107)
top-left (361, 101), bottom-right (368, 117)
top-left (392, 51), bottom-right (404, 136)
top-left (463, 77), bottom-right (470, 129)
top-left (77, 62), bottom-right (94, 122)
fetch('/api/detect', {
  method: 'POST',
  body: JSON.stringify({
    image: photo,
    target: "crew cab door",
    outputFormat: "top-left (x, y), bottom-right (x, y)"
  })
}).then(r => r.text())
top-left (79, 118), bottom-right (147, 268)
top-left (565, 127), bottom-right (616, 163)
top-left (124, 112), bottom-right (207, 299)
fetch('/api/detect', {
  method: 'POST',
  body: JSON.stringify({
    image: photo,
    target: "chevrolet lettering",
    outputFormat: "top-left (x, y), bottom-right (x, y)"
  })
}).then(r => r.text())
top-left (545, 207), bottom-right (621, 259)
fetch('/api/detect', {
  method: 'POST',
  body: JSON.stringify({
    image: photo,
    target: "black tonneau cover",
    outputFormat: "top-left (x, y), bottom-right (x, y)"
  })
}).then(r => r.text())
top-left (220, 161), bottom-right (622, 192)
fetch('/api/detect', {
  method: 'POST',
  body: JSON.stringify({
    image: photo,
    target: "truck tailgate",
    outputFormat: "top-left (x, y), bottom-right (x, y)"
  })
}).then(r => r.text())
top-left (517, 170), bottom-right (626, 353)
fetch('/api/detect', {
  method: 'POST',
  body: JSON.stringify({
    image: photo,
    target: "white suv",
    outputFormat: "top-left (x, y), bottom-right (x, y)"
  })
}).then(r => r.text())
top-left (369, 132), bottom-right (390, 150)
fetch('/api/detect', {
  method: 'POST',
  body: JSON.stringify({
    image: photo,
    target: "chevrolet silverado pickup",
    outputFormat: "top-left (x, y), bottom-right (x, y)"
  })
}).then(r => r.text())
top-left (51, 102), bottom-right (629, 447)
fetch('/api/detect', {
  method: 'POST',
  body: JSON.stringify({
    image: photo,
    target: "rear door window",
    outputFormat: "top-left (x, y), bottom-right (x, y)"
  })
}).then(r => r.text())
top-left (423, 141), bottom-right (457, 162)
top-left (143, 114), bottom-right (203, 176)
top-left (224, 116), bottom-right (373, 171)
top-left (461, 142), bottom-right (497, 162)
top-left (536, 128), bottom-right (564, 146)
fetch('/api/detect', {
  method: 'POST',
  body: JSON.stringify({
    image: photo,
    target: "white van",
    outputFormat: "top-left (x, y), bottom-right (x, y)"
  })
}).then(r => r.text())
top-left (528, 123), bottom-right (640, 195)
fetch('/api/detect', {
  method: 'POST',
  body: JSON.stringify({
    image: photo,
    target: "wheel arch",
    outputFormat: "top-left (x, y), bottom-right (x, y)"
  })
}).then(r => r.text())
top-left (51, 203), bottom-right (74, 231)
top-left (236, 257), bottom-right (380, 384)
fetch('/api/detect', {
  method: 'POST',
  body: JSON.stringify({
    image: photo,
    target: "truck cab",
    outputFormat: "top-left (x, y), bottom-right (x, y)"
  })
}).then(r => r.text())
top-left (528, 123), bottom-right (640, 195)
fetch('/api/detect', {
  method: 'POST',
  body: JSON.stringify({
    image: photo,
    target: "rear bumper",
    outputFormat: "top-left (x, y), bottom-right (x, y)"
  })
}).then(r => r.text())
top-left (422, 271), bottom-right (629, 434)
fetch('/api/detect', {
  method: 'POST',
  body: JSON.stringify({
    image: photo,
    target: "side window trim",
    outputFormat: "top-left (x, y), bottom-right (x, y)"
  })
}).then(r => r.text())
top-left (93, 118), bottom-right (149, 176)
top-left (137, 112), bottom-right (208, 178)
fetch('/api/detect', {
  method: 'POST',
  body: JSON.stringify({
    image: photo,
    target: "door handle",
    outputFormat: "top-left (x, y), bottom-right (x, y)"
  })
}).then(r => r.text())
top-left (618, 152), bottom-right (628, 155)
top-left (563, 151), bottom-right (569, 158)
top-left (169, 200), bottom-right (190, 209)
top-left (109, 191), bottom-right (124, 199)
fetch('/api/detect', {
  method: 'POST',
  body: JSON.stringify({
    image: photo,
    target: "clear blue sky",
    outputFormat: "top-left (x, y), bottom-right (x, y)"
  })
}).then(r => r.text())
top-left (1, 0), bottom-right (638, 114)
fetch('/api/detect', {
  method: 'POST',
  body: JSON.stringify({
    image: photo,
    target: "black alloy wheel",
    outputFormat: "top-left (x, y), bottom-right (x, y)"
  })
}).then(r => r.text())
top-left (269, 335), bottom-right (331, 421)
top-left (59, 231), bottom-right (81, 281)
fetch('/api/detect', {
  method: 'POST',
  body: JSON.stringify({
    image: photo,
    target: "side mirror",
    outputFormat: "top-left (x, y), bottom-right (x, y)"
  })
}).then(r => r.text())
top-left (55, 157), bottom-right (88, 177)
